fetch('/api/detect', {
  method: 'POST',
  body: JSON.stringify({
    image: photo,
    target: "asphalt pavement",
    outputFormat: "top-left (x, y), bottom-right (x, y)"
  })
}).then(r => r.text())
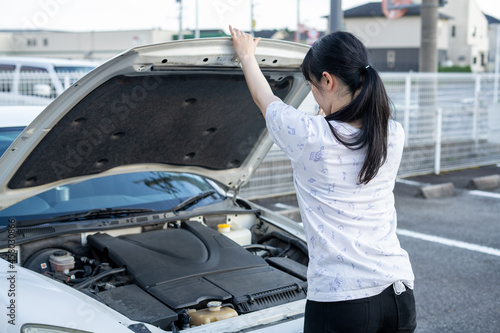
top-left (252, 164), bottom-right (500, 333)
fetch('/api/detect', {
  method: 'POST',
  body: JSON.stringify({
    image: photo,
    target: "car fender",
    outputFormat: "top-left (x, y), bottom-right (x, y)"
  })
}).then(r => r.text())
top-left (0, 258), bottom-right (164, 333)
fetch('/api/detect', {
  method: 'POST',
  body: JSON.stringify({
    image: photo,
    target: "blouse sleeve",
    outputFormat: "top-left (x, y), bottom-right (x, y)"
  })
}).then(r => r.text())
top-left (265, 100), bottom-right (316, 163)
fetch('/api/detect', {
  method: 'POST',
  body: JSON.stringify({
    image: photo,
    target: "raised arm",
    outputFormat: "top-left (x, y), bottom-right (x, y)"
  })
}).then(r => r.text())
top-left (229, 25), bottom-right (281, 118)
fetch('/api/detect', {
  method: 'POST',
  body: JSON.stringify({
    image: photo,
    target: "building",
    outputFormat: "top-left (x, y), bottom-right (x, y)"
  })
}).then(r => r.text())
top-left (343, 0), bottom-right (495, 72)
top-left (0, 29), bottom-right (179, 61)
top-left (0, 28), bottom-right (293, 62)
top-left (173, 29), bottom-right (229, 40)
top-left (439, 0), bottom-right (489, 72)
top-left (343, 2), bottom-right (451, 72)
top-left (485, 14), bottom-right (500, 72)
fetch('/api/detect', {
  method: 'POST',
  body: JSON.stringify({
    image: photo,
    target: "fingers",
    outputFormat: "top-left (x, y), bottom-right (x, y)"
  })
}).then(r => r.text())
top-left (229, 25), bottom-right (242, 40)
top-left (229, 25), bottom-right (257, 42)
top-left (229, 25), bottom-right (260, 60)
top-left (231, 27), bottom-right (245, 40)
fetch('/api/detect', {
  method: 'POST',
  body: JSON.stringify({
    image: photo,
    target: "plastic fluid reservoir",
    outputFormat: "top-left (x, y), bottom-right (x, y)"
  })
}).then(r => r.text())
top-left (189, 301), bottom-right (238, 326)
top-left (217, 222), bottom-right (251, 246)
top-left (49, 250), bottom-right (75, 273)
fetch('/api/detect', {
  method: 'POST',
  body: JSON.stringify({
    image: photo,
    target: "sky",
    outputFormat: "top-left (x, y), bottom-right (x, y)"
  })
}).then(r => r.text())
top-left (0, 0), bottom-right (499, 33)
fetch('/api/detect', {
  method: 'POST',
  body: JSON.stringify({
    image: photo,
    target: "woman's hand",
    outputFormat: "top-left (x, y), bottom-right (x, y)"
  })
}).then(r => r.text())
top-left (228, 25), bottom-right (280, 117)
top-left (229, 25), bottom-right (261, 63)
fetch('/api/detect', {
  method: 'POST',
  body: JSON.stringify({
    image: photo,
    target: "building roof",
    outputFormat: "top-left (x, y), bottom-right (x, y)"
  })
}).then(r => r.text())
top-left (344, 2), bottom-right (451, 19)
top-left (254, 30), bottom-right (279, 39)
top-left (0, 29), bottom-right (68, 33)
top-left (485, 14), bottom-right (500, 25)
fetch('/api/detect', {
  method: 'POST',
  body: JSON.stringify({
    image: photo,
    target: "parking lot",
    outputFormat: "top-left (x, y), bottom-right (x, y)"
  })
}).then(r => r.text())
top-left (254, 164), bottom-right (500, 333)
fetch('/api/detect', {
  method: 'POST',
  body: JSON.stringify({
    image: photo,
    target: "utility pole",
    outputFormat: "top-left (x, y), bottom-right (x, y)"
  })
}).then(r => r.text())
top-left (250, 0), bottom-right (254, 37)
top-left (329, 0), bottom-right (342, 33)
top-left (296, 0), bottom-right (300, 42)
top-left (418, 0), bottom-right (439, 159)
top-left (177, 0), bottom-right (183, 40)
top-left (419, 0), bottom-right (439, 71)
top-left (494, 25), bottom-right (500, 103)
top-left (195, 0), bottom-right (200, 39)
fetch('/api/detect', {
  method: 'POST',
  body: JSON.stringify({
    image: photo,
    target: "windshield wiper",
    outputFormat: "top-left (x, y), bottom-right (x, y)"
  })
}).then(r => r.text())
top-left (168, 190), bottom-right (216, 214)
top-left (15, 208), bottom-right (154, 227)
top-left (12, 191), bottom-right (216, 228)
top-left (57, 208), bottom-right (155, 221)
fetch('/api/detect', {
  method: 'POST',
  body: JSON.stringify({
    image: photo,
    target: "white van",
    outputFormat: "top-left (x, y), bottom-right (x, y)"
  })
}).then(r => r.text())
top-left (0, 56), bottom-right (96, 106)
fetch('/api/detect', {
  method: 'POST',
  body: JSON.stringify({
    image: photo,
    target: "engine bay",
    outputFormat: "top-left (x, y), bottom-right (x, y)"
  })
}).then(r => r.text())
top-left (16, 212), bottom-right (309, 331)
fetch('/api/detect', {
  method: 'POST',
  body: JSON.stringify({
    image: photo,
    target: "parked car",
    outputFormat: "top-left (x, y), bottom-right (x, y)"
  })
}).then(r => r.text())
top-left (0, 38), bottom-right (312, 333)
top-left (0, 56), bottom-right (96, 106)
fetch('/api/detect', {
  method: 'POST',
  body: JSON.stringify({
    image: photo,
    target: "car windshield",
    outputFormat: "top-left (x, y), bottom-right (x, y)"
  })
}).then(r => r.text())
top-left (0, 126), bottom-right (24, 157)
top-left (0, 171), bottom-right (225, 227)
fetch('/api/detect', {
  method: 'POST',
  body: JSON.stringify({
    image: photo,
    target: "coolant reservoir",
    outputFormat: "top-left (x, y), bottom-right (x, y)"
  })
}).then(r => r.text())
top-left (189, 301), bottom-right (238, 326)
top-left (49, 250), bottom-right (75, 273)
top-left (217, 222), bottom-right (251, 245)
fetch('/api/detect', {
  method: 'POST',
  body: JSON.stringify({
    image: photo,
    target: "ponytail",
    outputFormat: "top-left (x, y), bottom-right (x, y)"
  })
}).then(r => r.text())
top-left (301, 32), bottom-right (391, 185)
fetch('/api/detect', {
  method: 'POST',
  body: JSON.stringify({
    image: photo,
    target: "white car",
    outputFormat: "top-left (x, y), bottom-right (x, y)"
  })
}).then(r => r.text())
top-left (0, 57), bottom-right (96, 106)
top-left (0, 106), bottom-right (45, 156)
top-left (0, 38), bottom-right (312, 333)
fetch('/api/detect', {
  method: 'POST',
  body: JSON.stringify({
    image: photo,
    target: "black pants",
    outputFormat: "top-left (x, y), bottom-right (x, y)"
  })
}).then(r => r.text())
top-left (304, 285), bottom-right (416, 333)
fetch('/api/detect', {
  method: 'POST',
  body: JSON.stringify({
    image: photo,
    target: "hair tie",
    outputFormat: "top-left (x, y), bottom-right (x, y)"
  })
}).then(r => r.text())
top-left (365, 65), bottom-right (371, 69)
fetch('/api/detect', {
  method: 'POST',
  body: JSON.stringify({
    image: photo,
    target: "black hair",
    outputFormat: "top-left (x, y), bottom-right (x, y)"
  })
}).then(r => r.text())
top-left (301, 31), bottom-right (391, 185)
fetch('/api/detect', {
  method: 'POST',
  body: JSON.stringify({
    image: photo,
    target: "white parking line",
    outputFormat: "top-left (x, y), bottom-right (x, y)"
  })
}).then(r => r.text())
top-left (396, 178), bottom-right (430, 187)
top-left (469, 190), bottom-right (500, 199)
top-left (397, 228), bottom-right (500, 257)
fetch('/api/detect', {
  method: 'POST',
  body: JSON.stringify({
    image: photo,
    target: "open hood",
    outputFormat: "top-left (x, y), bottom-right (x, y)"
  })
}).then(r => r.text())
top-left (0, 38), bottom-right (310, 209)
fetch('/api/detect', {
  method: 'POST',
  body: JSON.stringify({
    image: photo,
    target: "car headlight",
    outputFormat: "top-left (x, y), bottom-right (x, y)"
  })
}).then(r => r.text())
top-left (21, 324), bottom-right (92, 333)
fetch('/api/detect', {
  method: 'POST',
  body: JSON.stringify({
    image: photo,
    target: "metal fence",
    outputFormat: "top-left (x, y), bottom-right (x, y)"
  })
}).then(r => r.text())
top-left (1, 71), bottom-right (500, 199)
top-left (241, 72), bottom-right (500, 198)
top-left (0, 71), bottom-right (87, 106)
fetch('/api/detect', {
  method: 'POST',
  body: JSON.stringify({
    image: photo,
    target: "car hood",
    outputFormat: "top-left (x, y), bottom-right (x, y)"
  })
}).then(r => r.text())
top-left (0, 38), bottom-right (311, 210)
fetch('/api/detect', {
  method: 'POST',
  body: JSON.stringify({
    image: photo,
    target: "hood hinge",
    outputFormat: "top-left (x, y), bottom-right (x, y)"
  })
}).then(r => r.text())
top-left (229, 178), bottom-right (246, 203)
top-left (230, 186), bottom-right (241, 204)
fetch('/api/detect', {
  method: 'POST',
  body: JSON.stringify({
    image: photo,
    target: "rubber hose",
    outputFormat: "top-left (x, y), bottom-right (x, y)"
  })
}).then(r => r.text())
top-left (243, 244), bottom-right (282, 256)
top-left (258, 231), bottom-right (308, 255)
top-left (73, 267), bottom-right (126, 290)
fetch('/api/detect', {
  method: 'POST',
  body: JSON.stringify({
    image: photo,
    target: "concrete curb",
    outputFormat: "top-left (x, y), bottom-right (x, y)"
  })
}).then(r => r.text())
top-left (418, 182), bottom-right (456, 199)
top-left (467, 174), bottom-right (500, 190)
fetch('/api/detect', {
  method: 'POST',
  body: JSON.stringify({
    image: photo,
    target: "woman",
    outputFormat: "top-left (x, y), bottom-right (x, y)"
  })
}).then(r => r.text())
top-left (229, 26), bottom-right (416, 332)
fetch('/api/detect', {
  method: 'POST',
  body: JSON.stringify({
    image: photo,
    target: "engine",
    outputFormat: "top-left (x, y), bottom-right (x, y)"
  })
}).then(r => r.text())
top-left (20, 216), bottom-right (309, 331)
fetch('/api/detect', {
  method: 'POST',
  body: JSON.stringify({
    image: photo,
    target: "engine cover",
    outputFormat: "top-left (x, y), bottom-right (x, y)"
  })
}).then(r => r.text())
top-left (87, 221), bottom-right (307, 312)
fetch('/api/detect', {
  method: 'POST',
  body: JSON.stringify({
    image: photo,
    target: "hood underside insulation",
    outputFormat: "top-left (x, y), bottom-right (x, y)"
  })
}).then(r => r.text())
top-left (9, 73), bottom-right (292, 189)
